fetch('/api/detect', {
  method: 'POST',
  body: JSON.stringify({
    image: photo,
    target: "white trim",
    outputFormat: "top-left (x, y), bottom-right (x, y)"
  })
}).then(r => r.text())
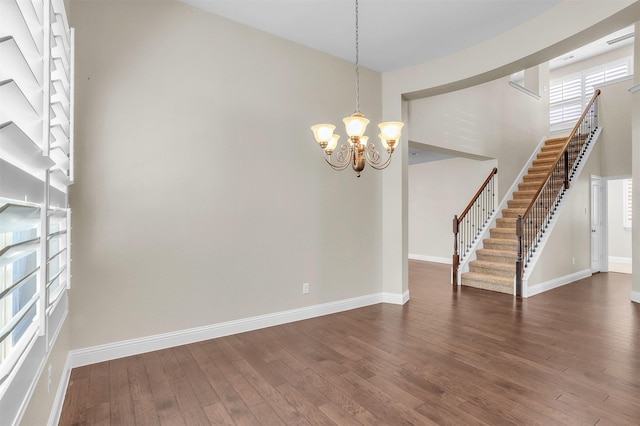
top-left (631, 291), bottom-right (640, 304)
top-left (508, 81), bottom-right (541, 99)
top-left (69, 293), bottom-right (390, 368)
top-left (609, 256), bottom-right (632, 264)
top-left (525, 269), bottom-right (592, 297)
top-left (408, 254), bottom-right (451, 264)
top-left (629, 83), bottom-right (640, 94)
top-left (47, 354), bottom-right (72, 426)
top-left (383, 290), bottom-right (410, 305)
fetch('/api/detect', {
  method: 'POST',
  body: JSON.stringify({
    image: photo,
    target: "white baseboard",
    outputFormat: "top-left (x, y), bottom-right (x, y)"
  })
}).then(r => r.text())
top-left (48, 354), bottom-right (72, 426)
top-left (631, 291), bottom-right (640, 304)
top-left (526, 269), bottom-right (592, 298)
top-left (383, 290), bottom-right (410, 305)
top-left (609, 256), bottom-right (632, 264)
top-left (409, 254), bottom-right (451, 264)
top-left (69, 292), bottom-right (393, 368)
top-left (48, 291), bottom-right (410, 423)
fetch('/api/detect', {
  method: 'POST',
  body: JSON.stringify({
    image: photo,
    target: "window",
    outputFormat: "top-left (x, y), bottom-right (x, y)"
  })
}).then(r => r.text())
top-left (549, 58), bottom-right (633, 131)
top-left (0, 216), bottom-right (40, 382)
top-left (624, 179), bottom-right (632, 229)
top-left (0, 0), bottom-right (74, 422)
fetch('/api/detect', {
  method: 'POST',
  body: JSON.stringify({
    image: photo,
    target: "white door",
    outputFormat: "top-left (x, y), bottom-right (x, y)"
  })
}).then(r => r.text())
top-left (591, 176), bottom-right (604, 273)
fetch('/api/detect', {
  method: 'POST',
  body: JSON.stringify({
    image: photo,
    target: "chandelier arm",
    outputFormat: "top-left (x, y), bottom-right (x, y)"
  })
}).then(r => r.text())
top-left (324, 156), bottom-right (352, 171)
top-left (324, 143), bottom-right (353, 170)
top-left (365, 154), bottom-right (393, 170)
top-left (364, 143), bottom-right (393, 170)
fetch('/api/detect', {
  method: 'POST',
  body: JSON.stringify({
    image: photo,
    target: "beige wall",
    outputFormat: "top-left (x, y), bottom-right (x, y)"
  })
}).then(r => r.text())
top-left (527, 141), bottom-right (602, 285)
top-left (408, 75), bottom-right (548, 201)
top-left (633, 21), bottom-right (640, 300)
top-left (23, 1), bottom-right (384, 422)
top-left (66, 1), bottom-right (383, 348)
top-left (408, 157), bottom-right (497, 260)
top-left (598, 79), bottom-right (634, 177)
top-left (608, 179), bottom-right (633, 259)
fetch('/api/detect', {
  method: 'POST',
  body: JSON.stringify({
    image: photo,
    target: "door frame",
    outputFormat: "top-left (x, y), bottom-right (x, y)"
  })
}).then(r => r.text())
top-left (591, 175), bottom-right (607, 273)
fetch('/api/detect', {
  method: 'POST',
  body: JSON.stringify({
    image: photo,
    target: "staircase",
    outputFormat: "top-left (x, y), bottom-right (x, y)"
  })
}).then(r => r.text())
top-left (453, 89), bottom-right (601, 296)
top-left (460, 137), bottom-right (567, 294)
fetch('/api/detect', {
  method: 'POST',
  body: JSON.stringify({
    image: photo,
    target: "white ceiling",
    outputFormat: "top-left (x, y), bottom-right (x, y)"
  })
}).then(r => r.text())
top-left (180, 0), bottom-right (561, 73)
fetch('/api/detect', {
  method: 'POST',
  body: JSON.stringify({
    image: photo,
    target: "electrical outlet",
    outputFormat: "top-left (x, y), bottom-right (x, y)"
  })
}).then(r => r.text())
top-left (572, 257), bottom-right (575, 265)
top-left (47, 364), bottom-right (52, 393)
top-left (303, 283), bottom-right (310, 294)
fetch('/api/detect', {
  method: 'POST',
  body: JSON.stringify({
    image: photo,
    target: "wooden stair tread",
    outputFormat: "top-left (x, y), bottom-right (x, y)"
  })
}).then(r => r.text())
top-left (469, 260), bottom-right (516, 271)
top-left (545, 141), bottom-right (566, 146)
top-left (484, 236), bottom-right (516, 242)
top-left (461, 272), bottom-right (514, 294)
top-left (537, 151), bottom-right (560, 159)
top-left (496, 217), bottom-right (516, 228)
top-left (507, 200), bottom-right (530, 208)
top-left (477, 248), bottom-right (517, 257)
top-left (490, 228), bottom-right (516, 238)
top-left (528, 166), bottom-right (551, 174)
top-left (513, 190), bottom-right (537, 199)
top-left (502, 208), bottom-right (525, 218)
top-left (519, 181), bottom-right (543, 190)
top-left (462, 272), bottom-right (513, 284)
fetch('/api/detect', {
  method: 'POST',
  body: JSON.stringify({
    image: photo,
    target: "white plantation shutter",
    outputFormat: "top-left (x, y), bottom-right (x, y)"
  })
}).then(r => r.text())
top-left (549, 77), bottom-right (583, 126)
top-left (0, 0), bottom-right (74, 421)
top-left (584, 70), bottom-right (604, 97)
top-left (562, 78), bottom-right (582, 100)
top-left (550, 58), bottom-right (632, 129)
top-left (585, 63), bottom-right (629, 97)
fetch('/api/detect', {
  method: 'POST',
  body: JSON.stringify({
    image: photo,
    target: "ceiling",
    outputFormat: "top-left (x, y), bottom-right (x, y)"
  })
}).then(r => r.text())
top-left (180, 1), bottom-right (634, 165)
top-left (180, 0), bottom-right (561, 73)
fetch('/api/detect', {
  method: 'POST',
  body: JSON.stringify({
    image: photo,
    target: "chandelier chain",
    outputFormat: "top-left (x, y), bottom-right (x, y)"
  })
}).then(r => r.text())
top-left (355, 0), bottom-right (360, 113)
top-left (309, 0), bottom-right (402, 176)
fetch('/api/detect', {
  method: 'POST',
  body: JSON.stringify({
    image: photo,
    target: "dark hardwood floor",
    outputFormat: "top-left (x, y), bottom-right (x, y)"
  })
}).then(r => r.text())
top-left (59, 261), bottom-right (640, 425)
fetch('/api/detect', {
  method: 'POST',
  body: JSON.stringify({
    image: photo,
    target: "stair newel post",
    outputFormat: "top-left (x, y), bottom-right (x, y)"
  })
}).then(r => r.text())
top-left (515, 215), bottom-right (523, 298)
top-left (452, 215), bottom-right (459, 285)
top-left (563, 149), bottom-right (570, 190)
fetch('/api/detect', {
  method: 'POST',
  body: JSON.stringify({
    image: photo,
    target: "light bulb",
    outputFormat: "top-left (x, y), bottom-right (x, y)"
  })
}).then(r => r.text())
top-left (378, 133), bottom-right (389, 150)
top-left (378, 122), bottom-right (404, 141)
top-left (326, 134), bottom-right (339, 152)
top-left (311, 124), bottom-right (335, 143)
top-left (343, 114), bottom-right (369, 138)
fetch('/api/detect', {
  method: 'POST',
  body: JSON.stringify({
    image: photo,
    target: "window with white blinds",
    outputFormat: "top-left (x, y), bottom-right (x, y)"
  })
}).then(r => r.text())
top-left (549, 58), bottom-right (632, 130)
top-left (0, 0), bottom-right (74, 422)
top-left (624, 179), bottom-right (632, 230)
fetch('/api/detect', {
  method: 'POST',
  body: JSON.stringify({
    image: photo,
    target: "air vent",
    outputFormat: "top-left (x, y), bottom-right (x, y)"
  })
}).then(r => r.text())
top-left (606, 32), bottom-right (634, 45)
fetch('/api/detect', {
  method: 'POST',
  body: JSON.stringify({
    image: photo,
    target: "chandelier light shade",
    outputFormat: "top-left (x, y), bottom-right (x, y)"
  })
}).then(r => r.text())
top-left (310, 0), bottom-right (404, 177)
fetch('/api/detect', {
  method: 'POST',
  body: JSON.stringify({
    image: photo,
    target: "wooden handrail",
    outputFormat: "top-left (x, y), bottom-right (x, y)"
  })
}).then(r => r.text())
top-left (522, 89), bottom-right (601, 220)
top-left (452, 166), bottom-right (498, 285)
top-left (457, 167), bottom-right (498, 223)
top-left (516, 88), bottom-right (601, 297)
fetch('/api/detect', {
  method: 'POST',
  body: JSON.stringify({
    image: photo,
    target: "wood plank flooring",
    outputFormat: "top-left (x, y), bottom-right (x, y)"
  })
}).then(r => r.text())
top-left (59, 261), bottom-right (640, 425)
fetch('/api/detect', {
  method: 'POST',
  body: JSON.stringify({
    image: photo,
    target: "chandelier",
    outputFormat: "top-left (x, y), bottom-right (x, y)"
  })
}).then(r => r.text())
top-left (310, 0), bottom-right (404, 177)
